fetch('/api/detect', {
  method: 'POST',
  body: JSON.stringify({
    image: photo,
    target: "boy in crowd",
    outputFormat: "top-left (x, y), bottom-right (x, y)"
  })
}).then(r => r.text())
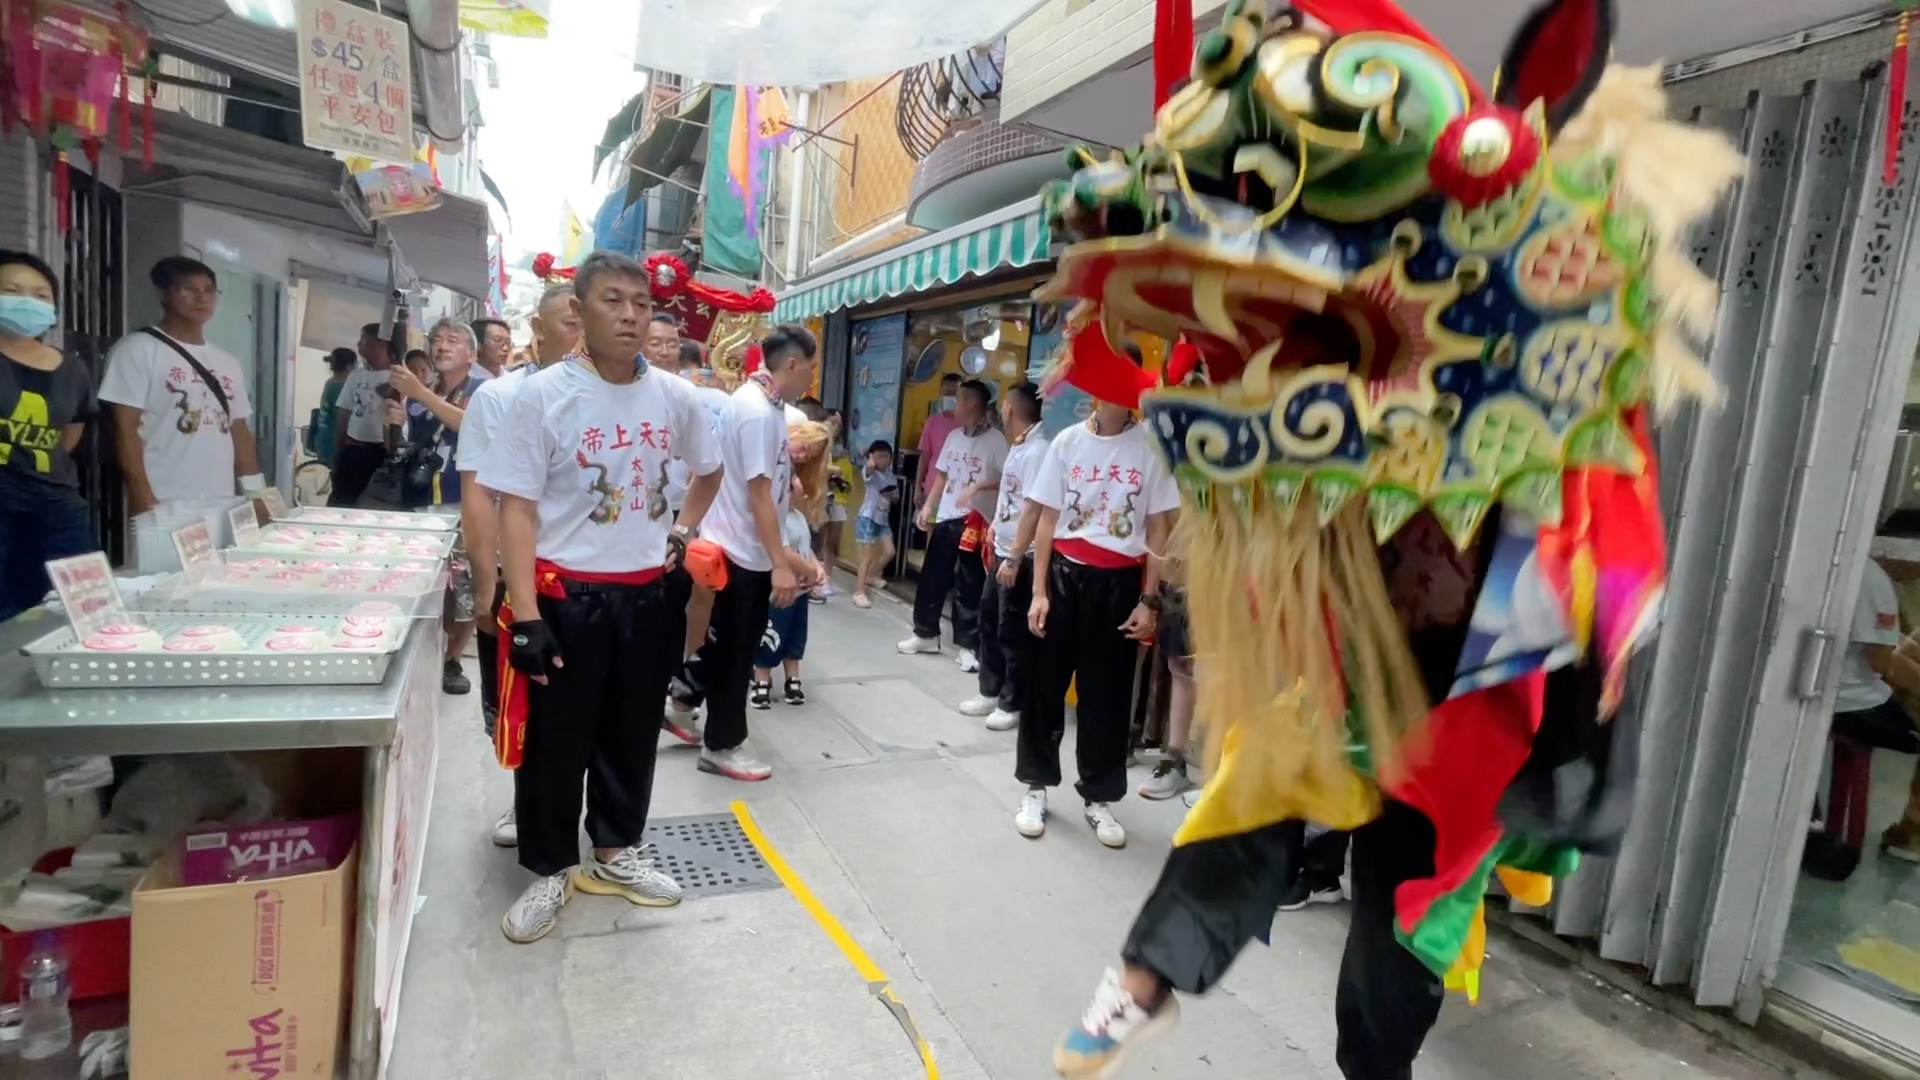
top-left (1014, 343), bottom-right (1179, 850)
top-left (958, 381), bottom-right (1048, 733)
top-left (900, 379), bottom-right (1008, 671)
top-left (851, 440), bottom-right (899, 609)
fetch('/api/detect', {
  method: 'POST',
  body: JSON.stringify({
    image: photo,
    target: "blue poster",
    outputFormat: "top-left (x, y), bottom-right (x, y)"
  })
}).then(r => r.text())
top-left (850, 313), bottom-right (907, 455)
top-left (1026, 302), bottom-right (1091, 435)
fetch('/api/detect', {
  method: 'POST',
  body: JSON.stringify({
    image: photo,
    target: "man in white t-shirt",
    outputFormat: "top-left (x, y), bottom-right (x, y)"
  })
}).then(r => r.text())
top-left (328, 322), bottom-right (394, 506)
top-left (956, 381), bottom-right (1048, 733)
top-left (1014, 344), bottom-right (1179, 850)
top-left (457, 282), bottom-right (581, 850)
top-left (669, 325), bottom-right (819, 782)
top-left (478, 251), bottom-right (723, 944)
top-left (100, 256), bottom-right (263, 512)
top-left (901, 379), bottom-right (1009, 671)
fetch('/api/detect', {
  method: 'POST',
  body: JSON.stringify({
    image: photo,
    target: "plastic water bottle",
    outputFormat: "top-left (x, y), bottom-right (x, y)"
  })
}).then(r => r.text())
top-left (18, 934), bottom-right (71, 1061)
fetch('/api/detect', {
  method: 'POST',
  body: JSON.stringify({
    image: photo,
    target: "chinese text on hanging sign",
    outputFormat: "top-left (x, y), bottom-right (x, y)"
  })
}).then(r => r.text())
top-left (295, 0), bottom-right (414, 163)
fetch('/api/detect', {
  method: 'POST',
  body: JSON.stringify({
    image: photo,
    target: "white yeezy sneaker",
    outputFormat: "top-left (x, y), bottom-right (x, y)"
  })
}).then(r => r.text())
top-left (1015, 787), bottom-right (1048, 839)
top-left (501, 871), bottom-right (572, 944)
top-left (897, 635), bottom-right (941, 655)
top-left (956, 648), bottom-right (980, 673)
top-left (490, 806), bottom-right (518, 847)
top-left (1085, 802), bottom-right (1127, 849)
top-left (573, 845), bottom-right (682, 907)
top-left (985, 708), bottom-right (1019, 732)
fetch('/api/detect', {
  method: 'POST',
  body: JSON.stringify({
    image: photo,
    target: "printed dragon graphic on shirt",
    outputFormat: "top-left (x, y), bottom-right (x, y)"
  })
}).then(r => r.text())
top-left (1062, 461), bottom-right (1148, 538)
top-left (574, 420), bottom-right (676, 526)
top-left (996, 469), bottom-right (1025, 525)
top-left (165, 367), bottom-right (235, 435)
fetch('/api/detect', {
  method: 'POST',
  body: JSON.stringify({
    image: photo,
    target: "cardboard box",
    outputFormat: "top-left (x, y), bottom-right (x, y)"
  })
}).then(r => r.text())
top-left (130, 844), bottom-right (356, 1080)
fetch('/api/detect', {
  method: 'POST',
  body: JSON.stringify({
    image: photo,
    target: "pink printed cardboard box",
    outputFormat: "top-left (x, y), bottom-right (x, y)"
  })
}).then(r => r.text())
top-left (130, 843), bottom-right (357, 1080)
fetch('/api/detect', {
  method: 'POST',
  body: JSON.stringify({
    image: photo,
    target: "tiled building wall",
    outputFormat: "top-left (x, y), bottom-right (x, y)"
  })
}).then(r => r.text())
top-left (1000, 0), bottom-right (1229, 122)
top-left (812, 77), bottom-right (921, 249)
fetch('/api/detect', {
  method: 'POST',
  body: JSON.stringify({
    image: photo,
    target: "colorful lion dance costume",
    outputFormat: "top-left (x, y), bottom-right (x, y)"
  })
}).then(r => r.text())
top-left (1039, 0), bottom-right (1744, 1075)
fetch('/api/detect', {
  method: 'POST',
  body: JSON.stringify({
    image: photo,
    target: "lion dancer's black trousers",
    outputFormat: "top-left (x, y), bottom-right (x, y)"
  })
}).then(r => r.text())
top-left (1121, 801), bottom-right (1444, 1079)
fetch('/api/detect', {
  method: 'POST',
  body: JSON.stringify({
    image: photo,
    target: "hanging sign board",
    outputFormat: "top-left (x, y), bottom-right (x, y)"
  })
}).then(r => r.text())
top-left (294, 0), bottom-right (415, 164)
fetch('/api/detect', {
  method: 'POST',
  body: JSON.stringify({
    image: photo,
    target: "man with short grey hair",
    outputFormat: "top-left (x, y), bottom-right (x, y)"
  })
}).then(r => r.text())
top-left (389, 316), bottom-right (487, 694)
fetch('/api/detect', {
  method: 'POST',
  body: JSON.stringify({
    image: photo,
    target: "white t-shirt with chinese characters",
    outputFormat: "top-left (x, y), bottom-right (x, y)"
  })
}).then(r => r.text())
top-left (705, 383), bottom-right (793, 573)
top-left (666, 382), bottom-right (735, 512)
top-left (1029, 421), bottom-right (1181, 562)
top-left (991, 429), bottom-right (1050, 559)
top-left (98, 329), bottom-right (253, 502)
top-left (455, 364), bottom-right (531, 477)
top-left (337, 365), bottom-right (391, 444)
top-left (478, 359), bottom-right (721, 574)
top-left (1836, 559), bottom-right (1905, 714)
top-left (933, 424), bottom-right (1010, 522)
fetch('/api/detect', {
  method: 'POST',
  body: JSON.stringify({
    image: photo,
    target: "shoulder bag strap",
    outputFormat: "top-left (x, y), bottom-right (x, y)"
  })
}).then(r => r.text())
top-left (139, 327), bottom-right (230, 419)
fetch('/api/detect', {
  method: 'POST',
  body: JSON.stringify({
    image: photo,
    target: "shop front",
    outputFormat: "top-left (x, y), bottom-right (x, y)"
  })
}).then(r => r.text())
top-left (1522, 55), bottom-right (1920, 1073)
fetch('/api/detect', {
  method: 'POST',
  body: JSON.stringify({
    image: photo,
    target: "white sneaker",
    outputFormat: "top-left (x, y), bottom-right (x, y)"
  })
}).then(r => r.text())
top-left (1053, 967), bottom-right (1181, 1078)
top-left (662, 700), bottom-right (703, 747)
top-left (501, 871), bottom-right (572, 943)
top-left (1085, 802), bottom-right (1126, 849)
top-left (956, 648), bottom-right (980, 673)
top-left (573, 845), bottom-right (682, 907)
top-left (985, 708), bottom-right (1019, 732)
top-left (897, 635), bottom-right (941, 655)
top-left (490, 807), bottom-right (518, 847)
top-left (699, 746), bottom-right (773, 781)
top-left (957, 695), bottom-right (996, 717)
top-left (1137, 760), bottom-right (1193, 801)
top-left (1016, 788), bottom-right (1048, 838)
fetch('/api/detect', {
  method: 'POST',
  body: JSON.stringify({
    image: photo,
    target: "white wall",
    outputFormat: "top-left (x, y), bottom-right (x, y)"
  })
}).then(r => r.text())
top-left (1000, 0), bottom-right (1229, 123)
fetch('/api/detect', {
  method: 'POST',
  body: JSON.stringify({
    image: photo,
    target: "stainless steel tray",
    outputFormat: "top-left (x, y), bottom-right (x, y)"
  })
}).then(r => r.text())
top-left (20, 616), bottom-right (408, 689)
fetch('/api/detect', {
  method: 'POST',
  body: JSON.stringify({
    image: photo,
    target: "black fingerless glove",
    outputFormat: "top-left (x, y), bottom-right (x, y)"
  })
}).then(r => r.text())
top-left (506, 619), bottom-right (561, 678)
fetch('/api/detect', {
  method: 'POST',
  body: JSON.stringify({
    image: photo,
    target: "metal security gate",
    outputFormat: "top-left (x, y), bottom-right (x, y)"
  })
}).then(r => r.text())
top-left (1548, 66), bottom-right (1920, 1023)
top-left (62, 167), bottom-right (126, 564)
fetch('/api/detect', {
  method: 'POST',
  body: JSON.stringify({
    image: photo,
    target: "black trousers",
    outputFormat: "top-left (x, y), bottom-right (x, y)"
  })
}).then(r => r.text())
top-left (977, 553), bottom-right (1036, 713)
top-left (1122, 803), bottom-right (1444, 1079)
top-left (328, 441), bottom-right (385, 507)
top-left (1302, 827), bottom-right (1352, 888)
top-left (514, 578), bottom-right (682, 877)
top-left (1016, 558), bottom-right (1140, 803)
top-left (675, 557), bottom-right (772, 753)
top-left (912, 516), bottom-right (982, 649)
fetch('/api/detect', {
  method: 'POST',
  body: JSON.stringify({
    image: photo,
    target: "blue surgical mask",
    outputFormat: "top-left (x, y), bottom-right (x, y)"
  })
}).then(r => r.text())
top-left (0, 295), bottom-right (57, 337)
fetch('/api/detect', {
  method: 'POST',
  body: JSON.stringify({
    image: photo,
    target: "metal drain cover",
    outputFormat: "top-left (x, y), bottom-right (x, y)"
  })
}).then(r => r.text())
top-left (643, 813), bottom-right (783, 901)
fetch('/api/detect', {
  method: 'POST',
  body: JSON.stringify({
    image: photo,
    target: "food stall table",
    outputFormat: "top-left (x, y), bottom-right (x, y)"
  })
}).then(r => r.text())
top-left (0, 605), bottom-right (443, 1080)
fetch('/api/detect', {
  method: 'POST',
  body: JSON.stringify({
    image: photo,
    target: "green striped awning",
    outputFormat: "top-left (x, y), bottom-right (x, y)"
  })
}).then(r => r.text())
top-left (774, 198), bottom-right (1051, 323)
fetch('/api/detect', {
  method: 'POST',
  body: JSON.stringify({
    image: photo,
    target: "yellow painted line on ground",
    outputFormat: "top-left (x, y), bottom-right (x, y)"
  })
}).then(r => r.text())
top-left (730, 801), bottom-right (941, 1080)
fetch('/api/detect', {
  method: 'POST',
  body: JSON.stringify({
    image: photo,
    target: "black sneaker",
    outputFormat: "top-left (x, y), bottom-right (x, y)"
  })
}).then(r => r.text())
top-left (784, 678), bottom-right (805, 705)
top-left (443, 659), bottom-right (472, 695)
top-left (750, 681), bottom-right (772, 710)
top-left (1277, 877), bottom-right (1343, 912)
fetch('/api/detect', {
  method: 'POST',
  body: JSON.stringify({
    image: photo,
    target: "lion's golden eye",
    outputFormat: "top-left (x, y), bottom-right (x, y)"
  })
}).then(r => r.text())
top-left (1155, 82), bottom-right (1233, 152)
top-left (1255, 35), bottom-right (1320, 117)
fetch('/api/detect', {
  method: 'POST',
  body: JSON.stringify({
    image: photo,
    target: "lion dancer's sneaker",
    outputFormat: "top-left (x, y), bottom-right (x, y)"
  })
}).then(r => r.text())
top-left (1054, 968), bottom-right (1180, 1078)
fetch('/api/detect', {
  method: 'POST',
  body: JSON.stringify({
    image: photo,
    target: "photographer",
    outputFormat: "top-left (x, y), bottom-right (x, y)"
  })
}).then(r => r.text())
top-left (383, 320), bottom-right (483, 696)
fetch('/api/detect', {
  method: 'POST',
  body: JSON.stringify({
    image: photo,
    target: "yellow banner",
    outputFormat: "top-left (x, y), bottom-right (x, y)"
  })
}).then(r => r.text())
top-left (457, 0), bottom-right (550, 38)
top-left (558, 201), bottom-right (590, 264)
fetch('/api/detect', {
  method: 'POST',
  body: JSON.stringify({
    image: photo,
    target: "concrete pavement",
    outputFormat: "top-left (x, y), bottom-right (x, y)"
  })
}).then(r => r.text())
top-left (387, 583), bottom-right (1828, 1080)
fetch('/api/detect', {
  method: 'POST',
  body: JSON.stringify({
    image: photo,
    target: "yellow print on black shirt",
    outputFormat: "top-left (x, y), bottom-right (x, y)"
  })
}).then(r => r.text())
top-left (0, 389), bottom-right (57, 472)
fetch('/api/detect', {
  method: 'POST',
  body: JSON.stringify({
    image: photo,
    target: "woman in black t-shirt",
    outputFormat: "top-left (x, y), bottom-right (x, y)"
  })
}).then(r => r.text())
top-left (0, 250), bottom-right (96, 622)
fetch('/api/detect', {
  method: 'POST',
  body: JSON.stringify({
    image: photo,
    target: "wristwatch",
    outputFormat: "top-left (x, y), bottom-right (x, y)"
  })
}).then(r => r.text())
top-left (671, 523), bottom-right (699, 541)
top-left (1138, 593), bottom-right (1165, 613)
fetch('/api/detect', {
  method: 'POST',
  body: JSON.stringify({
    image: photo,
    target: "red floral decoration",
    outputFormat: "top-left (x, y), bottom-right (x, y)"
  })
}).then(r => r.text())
top-left (1428, 105), bottom-right (1541, 211)
top-left (530, 252), bottom-right (574, 282)
top-left (644, 252), bottom-right (689, 300)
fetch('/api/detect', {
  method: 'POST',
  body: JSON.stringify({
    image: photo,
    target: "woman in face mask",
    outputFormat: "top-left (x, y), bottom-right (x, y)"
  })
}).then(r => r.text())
top-left (0, 249), bottom-right (98, 622)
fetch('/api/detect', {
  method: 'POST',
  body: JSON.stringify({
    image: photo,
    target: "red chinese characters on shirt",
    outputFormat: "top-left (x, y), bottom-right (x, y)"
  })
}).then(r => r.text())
top-left (1061, 461), bottom-right (1146, 537)
top-left (575, 424), bottom-right (675, 525)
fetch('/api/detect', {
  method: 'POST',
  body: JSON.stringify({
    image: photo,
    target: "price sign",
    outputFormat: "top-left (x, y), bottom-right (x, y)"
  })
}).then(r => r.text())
top-left (229, 503), bottom-right (262, 549)
top-left (172, 522), bottom-right (216, 584)
top-left (295, 0), bottom-right (414, 163)
top-left (45, 552), bottom-right (126, 638)
top-left (256, 486), bottom-right (289, 520)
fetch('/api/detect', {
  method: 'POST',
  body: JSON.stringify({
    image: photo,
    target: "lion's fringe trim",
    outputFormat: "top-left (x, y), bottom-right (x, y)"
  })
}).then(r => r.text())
top-left (1177, 497), bottom-right (1431, 829)
top-left (1555, 64), bottom-right (1746, 415)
